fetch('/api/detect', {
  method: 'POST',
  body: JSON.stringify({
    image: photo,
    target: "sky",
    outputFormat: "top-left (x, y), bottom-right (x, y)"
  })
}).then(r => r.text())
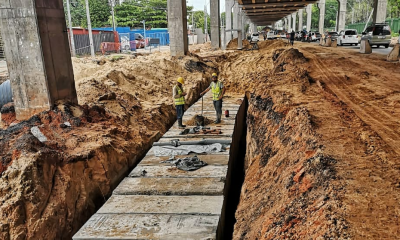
top-left (190, 0), bottom-right (226, 14)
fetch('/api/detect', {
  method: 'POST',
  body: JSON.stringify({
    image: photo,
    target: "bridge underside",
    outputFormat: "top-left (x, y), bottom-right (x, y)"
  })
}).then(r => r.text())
top-left (239, 0), bottom-right (317, 25)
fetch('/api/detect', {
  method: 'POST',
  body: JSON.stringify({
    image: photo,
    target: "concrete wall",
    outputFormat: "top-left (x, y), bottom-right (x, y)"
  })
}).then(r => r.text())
top-left (0, 0), bottom-right (77, 120)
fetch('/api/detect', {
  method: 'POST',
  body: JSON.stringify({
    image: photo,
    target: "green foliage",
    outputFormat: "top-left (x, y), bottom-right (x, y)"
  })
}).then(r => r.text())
top-left (188, 10), bottom-right (210, 33)
top-left (64, 0), bottom-right (111, 28)
top-left (114, 0), bottom-right (168, 28)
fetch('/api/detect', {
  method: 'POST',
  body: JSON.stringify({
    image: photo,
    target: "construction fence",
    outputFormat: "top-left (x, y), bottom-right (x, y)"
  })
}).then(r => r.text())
top-left (346, 18), bottom-right (400, 34)
top-left (72, 32), bottom-right (117, 55)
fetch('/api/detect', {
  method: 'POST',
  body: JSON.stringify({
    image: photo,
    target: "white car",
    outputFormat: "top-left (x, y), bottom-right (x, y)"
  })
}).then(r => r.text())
top-left (338, 29), bottom-right (359, 46)
top-left (267, 31), bottom-right (275, 39)
top-left (251, 33), bottom-right (259, 42)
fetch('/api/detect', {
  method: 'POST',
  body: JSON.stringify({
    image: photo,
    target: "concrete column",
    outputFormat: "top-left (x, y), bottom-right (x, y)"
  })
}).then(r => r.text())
top-left (0, 0), bottom-right (78, 120)
top-left (167, 0), bottom-right (188, 56)
top-left (337, 0), bottom-right (347, 32)
top-left (284, 18), bottom-right (288, 31)
top-left (318, 0), bottom-right (326, 34)
top-left (241, 13), bottom-right (246, 39)
top-left (306, 4), bottom-right (312, 31)
top-left (210, 0), bottom-right (220, 48)
top-left (252, 23), bottom-right (258, 33)
top-left (288, 16), bottom-right (292, 32)
top-left (373, 0), bottom-right (388, 24)
top-left (225, 0), bottom-right (233, 43)
top-left (298, 9), bottom-right (304, 31)
top-left (292, 13), bottom-right (297, 31)
top-left (233, 4), bottom-right (239, 38)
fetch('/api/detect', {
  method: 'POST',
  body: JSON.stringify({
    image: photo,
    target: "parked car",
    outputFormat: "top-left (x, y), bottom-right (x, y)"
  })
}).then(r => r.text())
top-left (134, 33), bottom-right (146, 48)
top-left (361, 23), bottom-right (391, 48)
top-left (310, 32), bottom-right (321, 41)
top-left (327, 31), bottom-right (339, 41)
top-left (267, 31), bottom-right (275, 39)
top-left (251, 33), bottom-right (259, 42)
top-left (338, 29), bottom-right (359, 46)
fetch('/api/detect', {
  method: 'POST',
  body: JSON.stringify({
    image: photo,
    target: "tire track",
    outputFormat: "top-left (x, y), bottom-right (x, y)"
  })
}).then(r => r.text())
top-left (305, 51), bottom-right (400, 155)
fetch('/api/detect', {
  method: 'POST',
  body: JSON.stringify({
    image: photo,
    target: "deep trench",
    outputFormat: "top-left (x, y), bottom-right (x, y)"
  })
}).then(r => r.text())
top-left (217, 95), bottom-right (248, 240)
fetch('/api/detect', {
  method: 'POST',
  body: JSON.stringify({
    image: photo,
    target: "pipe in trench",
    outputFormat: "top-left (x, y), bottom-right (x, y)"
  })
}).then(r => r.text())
top-left (0, 80), bottom-right (12, 109)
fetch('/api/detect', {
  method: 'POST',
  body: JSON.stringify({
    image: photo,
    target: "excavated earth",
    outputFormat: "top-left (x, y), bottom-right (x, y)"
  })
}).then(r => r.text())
top-left (1, 40), bottom-right (400, 240)
top-left (210, 40), bottom-right (400, 239)
top-left (0, 53), bottom-right (216, 239)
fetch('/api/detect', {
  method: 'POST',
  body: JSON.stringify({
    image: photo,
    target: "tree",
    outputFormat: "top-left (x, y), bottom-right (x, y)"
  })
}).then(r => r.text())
top-left (188, 10), bottom-right (210, 33)
top-left (64, 0), bottom-right (111, 28)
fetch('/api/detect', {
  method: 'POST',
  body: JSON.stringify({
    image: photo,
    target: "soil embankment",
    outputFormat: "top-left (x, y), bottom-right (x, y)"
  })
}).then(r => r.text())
top-left (214, 41), bottom-right (400, 239)
top-left (0, 53), bottom-right (216, 239)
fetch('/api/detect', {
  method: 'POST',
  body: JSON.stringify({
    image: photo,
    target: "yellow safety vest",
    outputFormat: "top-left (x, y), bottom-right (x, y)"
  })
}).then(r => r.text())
top-left (211, 81), bottom-right (222, 101)
top-left (174, 85), bottom-right (185, 106)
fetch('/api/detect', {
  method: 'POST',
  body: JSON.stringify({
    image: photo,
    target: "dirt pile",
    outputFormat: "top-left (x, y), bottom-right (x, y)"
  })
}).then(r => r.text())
top-left (184, 115), bottom-right (214, 126)
top-left (207, 39), bottom-right (400, 239)
top-left (226, 38), bottom-right (250, 49)
top-left (0, 52), bottom-right (217, 239)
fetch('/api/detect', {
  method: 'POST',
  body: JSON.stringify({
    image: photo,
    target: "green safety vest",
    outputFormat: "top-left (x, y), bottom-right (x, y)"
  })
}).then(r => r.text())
top-left (174, 85), bottom-right (185, 106)
top-left (211, 81), bottom-right (222, 101)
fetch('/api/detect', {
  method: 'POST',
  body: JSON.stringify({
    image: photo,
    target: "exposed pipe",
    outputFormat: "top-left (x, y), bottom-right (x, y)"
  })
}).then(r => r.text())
top-left (0, 80), bottom-right (13, 109)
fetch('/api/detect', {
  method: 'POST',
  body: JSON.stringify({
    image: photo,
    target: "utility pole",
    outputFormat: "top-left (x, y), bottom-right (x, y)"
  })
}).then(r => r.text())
top-left (85, 0), bottom-right (95, 58)
top-left (66, 0), bottom-right (76, 57)
top-left (141, 20), bottom-right (146, 49)
top-left (111, 0), bottom-right (116, 31)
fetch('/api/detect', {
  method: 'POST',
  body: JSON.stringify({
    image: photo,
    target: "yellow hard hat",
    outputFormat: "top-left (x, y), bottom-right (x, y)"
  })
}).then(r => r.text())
top-left (212, 73), bottom-right (218, 77)
top-left (177, 77), bottom-right (185, 84)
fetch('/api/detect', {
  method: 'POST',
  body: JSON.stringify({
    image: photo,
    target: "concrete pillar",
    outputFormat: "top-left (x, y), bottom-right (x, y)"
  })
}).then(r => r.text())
top-left (0, 0), bottom-right (78, 120)
top-left (306, 4), bottom-right (312, 32)
top-left (337, 0), bottom-right (347, 32)
top-left (241, 13), bottom-right (246, 39)
top-left (373, 0), bottom-right (388, 24)
top-left (168, 0), bottom-right (188, 56)
top-left (225, 0), bottom-right (233, 43)
top-left (292, 13), bottom-right (297, 31)
top-left (288, 16), bottom-right (292, 32)
top-left (284, 18), bottom-right (288, 31)
top-left (252, 23), bottom-right (258, 33)
top-left (210, 0), bottom-right (220, 48)
top-left (318, 0), bottom-right (326, 34)
top-left (298, 9), bottom-right (304, 31)
top-left (233, 4), bottom-right (239, 38)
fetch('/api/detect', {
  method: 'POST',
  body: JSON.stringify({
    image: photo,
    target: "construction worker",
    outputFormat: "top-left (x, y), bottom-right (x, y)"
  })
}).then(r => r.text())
top-left (200, 73), bottom-right (226, 124)
top-left (290, 30), bottom-right (295, 46)
top-left (173, 77), bottom-right (187, 128)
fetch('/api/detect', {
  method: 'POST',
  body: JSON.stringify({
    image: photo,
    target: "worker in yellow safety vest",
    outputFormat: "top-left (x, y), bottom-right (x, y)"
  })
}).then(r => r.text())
top-left (173, 77), bottom-right (187, 128)
top-left (200, 73), bottom-right (226, 124)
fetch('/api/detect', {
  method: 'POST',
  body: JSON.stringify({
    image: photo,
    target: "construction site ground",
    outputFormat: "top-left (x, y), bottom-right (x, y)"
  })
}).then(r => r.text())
top-left (0, 39), bottom-right (399, 239)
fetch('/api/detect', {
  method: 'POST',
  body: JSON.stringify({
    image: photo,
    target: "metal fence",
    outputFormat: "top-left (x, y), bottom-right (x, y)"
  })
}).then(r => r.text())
top-left (73, 32), bottom-right (116, 55)
top-left (346, 18), bottom-right (400, 34)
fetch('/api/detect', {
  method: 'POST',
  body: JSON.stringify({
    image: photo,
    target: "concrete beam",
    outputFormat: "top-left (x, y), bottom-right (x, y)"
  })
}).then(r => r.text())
top-left (306, 4), bottom-right (312, 31)
top-left (298, 9), bottom-right (304, 31)
top-left (0, 0), bottom-right (78, 120)
top-left (210, 0), bottom-right (220, 49)
top-left (337, 0), bottom-right (347, 32)
top-left (318, 0), bottom-right (326, 33)
top-left (167, 0), bottom-right (188, 56)
top-left (372, 0), bottom-right (388, 24)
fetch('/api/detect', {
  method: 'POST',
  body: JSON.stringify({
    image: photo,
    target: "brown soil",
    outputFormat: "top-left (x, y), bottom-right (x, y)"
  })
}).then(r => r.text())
top-left (204, 40), bottom-right (400, 239)
top-left (184, 115), bottom-right (214, 126)
top-left (226, 38), bottom-right (251, 49)
top-left (2, 38), bottom-right (400, 240)
top-left (0, 52), bottom-right (216, 239)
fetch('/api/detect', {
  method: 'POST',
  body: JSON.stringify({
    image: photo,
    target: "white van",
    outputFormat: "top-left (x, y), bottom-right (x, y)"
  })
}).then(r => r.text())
top-left (267, 31), bottom-right (275, 39)
top-left (338, 29), bottom-right (359, 46)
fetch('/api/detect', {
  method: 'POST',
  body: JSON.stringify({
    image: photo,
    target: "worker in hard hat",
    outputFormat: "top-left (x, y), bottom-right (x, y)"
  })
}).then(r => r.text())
top-left (173, 77), bottom-right (187, 128)
top-left (200, 73), bottom-right (226, 124)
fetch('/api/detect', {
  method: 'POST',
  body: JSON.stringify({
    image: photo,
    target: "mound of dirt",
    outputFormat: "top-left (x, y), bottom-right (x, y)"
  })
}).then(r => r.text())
top-left (226, 38), bottom-right (250, 49)
top-left (258, 39), bottom-right (288, 49)
top-left (185, 115), bottom-right (214, 126)
top-left (272, 48), bottom-right (307, 74)
top-left (0, 52), bottom-right (218, 239)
